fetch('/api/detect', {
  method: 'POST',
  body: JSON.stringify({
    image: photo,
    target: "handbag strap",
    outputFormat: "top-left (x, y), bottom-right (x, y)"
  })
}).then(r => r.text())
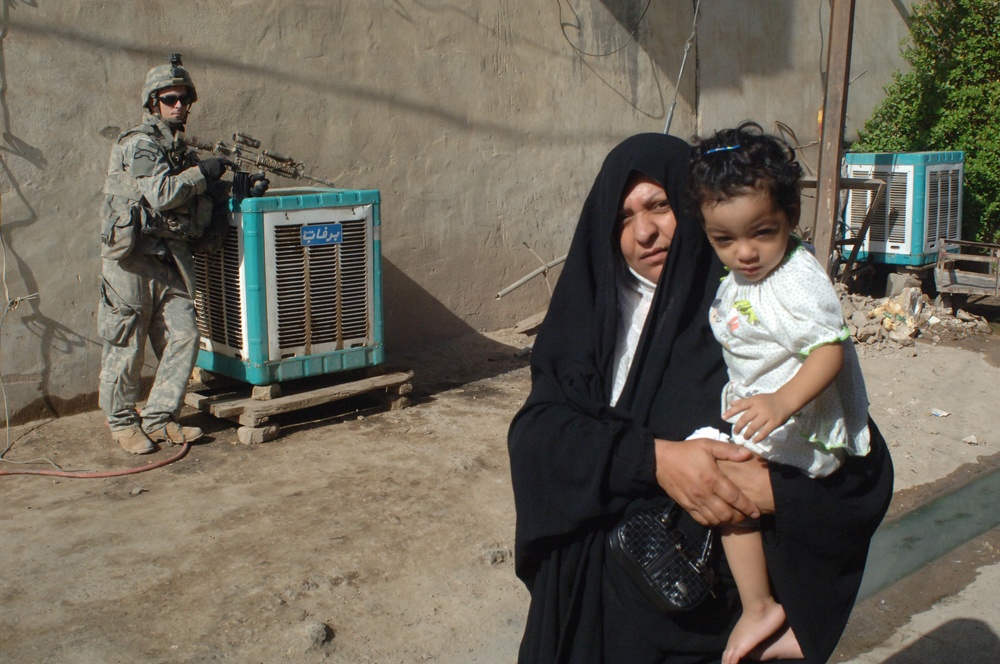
top-left (698, 529), bottom-right (714, 564)
top-left (659, 501), bottom-right (714, 566)
top-left (658, 500), bottom-right (682, 526)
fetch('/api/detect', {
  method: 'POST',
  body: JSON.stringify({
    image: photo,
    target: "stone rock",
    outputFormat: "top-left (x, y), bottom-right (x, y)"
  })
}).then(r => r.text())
top-left (887, 330), bottom-right (916, 346)
top-left (856, 324), bottom-right (881, 342)
top-left (237, 425), bottom-right (280, 445)
top-left (481, 545), bottom-right (513, 566)
top-left (885, 273), bottom-right (922, 298)
top-left (841, 297), bottom-right (858, 317)
top-left (290, 620), bottom-right (334, 653)
top-left (836, 283), bottom-right (992, 348)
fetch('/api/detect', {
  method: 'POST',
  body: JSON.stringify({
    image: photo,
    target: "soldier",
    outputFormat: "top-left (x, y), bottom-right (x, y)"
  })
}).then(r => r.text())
top-left (98, 54), bottom-right (230, 454)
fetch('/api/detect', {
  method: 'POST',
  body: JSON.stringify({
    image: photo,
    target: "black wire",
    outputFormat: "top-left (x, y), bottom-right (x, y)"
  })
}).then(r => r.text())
top-left (556, 0), bottom-right (654, 58)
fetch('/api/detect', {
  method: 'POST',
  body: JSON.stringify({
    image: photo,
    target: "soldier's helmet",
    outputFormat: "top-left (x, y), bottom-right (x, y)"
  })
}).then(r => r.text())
top-left (141, 53), bottom-right (198, 109)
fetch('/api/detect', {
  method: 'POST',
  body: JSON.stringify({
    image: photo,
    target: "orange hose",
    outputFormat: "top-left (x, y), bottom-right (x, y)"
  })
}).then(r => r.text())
top-left (0, 442), bottom-right (190, 477)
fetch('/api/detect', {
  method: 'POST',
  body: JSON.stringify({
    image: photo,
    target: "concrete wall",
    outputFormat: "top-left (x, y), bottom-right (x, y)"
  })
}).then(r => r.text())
top-left (697, 0), bottom-right (917, 234)
top-left (0, 1), bottom-right (915, 424)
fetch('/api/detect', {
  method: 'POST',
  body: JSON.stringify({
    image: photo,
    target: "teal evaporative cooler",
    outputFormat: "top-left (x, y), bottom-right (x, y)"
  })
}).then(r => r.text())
top-left (192, 187), bottom-right (383, 385)
top-left (842, 151), bottom-right (964, 267)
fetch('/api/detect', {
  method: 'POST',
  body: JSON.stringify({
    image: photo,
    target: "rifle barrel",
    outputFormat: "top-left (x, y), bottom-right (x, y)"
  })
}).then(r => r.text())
top-left (186, 135), bottom-right (335, 187)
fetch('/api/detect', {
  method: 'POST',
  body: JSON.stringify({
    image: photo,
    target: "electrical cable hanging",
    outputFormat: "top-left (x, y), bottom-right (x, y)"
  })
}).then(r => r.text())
top-left (663, 0), bottom-right (702, 134)
top-left (501, 2), bottom-right (703, 299)
top-left (556, 0), bottom-right (653, 58)
top-left (0, 190), bottom-right (43, 465)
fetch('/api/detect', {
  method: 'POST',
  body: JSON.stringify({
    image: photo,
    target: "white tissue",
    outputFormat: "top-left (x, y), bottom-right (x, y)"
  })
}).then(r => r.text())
top-left (686, 426), bottom-right (731, 442)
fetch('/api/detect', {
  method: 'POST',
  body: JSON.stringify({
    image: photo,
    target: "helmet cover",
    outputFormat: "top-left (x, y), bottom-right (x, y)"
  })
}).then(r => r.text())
top-left (141, 53), bottom-right (198, 108)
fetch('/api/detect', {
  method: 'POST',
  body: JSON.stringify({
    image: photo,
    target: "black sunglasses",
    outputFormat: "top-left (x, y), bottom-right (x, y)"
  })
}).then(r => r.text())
top-left (158, 94), bottom-right (192, 107)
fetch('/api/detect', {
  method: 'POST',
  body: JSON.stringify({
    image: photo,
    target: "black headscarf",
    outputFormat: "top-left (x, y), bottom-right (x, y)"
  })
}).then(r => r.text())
top-left (509, 133), bottom-right (736, 661)
top-left (508, 134), bottom-right (893, 663)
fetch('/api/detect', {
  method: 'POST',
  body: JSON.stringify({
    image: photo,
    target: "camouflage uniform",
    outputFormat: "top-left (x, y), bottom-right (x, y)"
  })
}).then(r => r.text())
top-left (98, 112), bottom-right (222, 438)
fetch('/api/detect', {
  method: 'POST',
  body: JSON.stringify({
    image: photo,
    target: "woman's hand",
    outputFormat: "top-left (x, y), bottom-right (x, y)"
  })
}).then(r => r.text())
top-left (654, 438), bottom-right (760, 526)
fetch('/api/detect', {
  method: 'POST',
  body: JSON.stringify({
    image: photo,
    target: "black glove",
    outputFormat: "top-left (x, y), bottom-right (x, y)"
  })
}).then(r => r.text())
top-left (198, 158), bottom-right (232, 182)
top-left (249, 173), bottom-right (270, 197)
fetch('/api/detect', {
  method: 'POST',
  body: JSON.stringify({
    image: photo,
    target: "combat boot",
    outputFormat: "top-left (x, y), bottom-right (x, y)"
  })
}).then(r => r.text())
top-left (112, 425), bottom-right (155, 454)
top-left (145, 421), bottom-right (204, 445)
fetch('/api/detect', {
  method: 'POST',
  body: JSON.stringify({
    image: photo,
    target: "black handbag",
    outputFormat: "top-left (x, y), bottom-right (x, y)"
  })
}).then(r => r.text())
top-left (609, 501), bottom-right (716, 612)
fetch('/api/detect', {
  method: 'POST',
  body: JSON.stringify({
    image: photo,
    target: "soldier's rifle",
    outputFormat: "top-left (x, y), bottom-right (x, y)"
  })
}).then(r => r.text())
top-left (184, 132), bottom-right (336, 189)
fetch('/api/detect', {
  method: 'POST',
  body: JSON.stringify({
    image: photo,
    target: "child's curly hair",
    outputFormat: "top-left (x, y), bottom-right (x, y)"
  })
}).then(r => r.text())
top-left (687, 121), bottom-right (803, 226)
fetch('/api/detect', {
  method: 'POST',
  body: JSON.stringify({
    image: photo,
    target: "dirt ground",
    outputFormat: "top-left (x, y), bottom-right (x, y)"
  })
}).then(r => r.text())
top-left (3, 318), bottom-right (1000, 663)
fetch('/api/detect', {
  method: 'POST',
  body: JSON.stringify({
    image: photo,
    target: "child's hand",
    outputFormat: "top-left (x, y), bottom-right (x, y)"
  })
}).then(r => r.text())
top-left (724, 393), bottom-right (793, 443)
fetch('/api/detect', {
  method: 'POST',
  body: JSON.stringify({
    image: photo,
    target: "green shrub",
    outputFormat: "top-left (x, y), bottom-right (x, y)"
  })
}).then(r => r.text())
top-left (853, 0), bottom-right (1000, 242)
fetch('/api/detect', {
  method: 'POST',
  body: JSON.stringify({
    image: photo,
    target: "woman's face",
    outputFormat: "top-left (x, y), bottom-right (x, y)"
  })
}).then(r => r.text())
top-left (617, 175), bottom-right (677, 284)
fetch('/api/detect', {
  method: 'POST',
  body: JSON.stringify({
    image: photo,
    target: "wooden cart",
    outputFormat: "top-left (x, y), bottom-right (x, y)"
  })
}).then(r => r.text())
top-left (934, 238), bottom-right (1000, 308)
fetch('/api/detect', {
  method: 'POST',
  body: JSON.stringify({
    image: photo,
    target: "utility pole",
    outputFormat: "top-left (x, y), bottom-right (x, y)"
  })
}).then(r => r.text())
top-left (813, 0), bottom-right (856, 272)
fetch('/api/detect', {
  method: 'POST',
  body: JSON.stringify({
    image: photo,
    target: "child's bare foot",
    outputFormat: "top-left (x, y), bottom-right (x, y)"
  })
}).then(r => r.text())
top-left (749, 622), bottom-right (804, 661)
top-left (723, 599), bottom-right (788, 664)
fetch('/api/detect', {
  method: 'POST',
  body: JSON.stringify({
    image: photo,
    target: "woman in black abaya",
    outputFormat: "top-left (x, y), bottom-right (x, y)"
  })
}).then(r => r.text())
top-left (508, 133), bottom-right (893, 663)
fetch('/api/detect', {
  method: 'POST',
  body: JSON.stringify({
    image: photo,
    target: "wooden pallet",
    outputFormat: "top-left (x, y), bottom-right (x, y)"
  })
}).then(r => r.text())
top-left (185, 369), bottom-right (414, 444)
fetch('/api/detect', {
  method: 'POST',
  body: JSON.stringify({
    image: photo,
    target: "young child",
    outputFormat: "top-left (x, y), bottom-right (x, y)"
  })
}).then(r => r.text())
top-left (687, 122), bottom-right (872, 664)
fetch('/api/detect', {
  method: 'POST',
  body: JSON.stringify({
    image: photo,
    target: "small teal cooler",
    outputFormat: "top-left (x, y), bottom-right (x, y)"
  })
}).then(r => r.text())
top-left (842, 151), bottom-right (964, 267)
top-left (192, 187), bottom-right (383, 385)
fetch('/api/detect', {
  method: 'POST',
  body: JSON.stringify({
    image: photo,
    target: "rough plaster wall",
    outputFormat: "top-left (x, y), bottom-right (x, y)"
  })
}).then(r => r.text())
top-left (0, 1), bottom-right (696, 423)
top-left (0, 1), bottom-right (915, 424)
top-left (696, 0), bottom-right (917, 235)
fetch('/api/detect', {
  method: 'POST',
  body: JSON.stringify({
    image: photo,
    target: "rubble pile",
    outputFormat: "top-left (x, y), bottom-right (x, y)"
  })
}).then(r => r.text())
top-left (837, 285), bottom-right (994, 348)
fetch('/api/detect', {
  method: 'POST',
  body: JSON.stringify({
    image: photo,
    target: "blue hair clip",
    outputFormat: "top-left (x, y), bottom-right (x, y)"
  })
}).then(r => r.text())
top-left (704, 144), bottom-right (741, 155)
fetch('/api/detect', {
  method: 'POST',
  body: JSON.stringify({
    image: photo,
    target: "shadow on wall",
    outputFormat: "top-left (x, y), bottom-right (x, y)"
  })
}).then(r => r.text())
top-left (380, 258), bottom-right (530, 394)
top-left (7, 256), bottom-right (536, 425)
top-left (593, 0), bottom-right (794, 115)
top-left (597, 0), bottom-right (686, 75)
top-left (880, 618), bottom-right (1000, 663)
top-left (0, 0), bottom-right (96, 426)
top-left (696, 2), bottom-right (797, 91)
